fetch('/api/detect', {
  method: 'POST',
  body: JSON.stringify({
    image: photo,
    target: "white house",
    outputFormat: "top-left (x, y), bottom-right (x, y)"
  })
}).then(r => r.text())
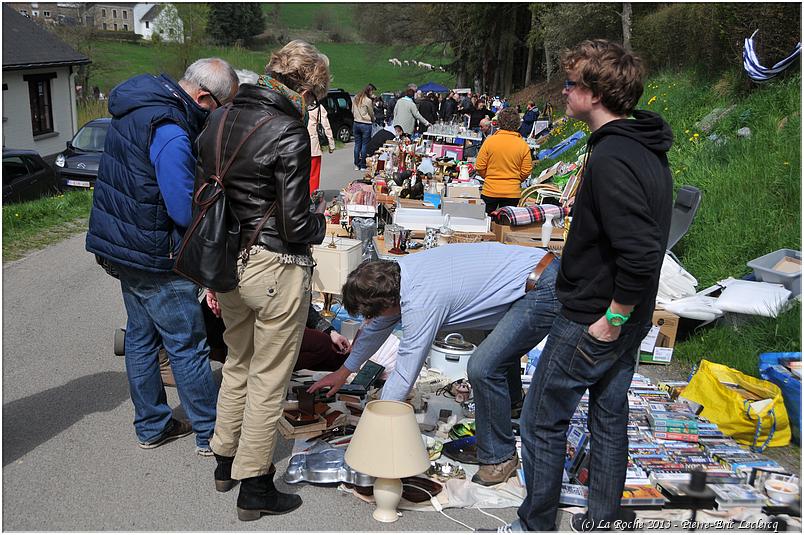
top-left (2, 5), bottom-right (90, 158)
top-left (133, 3), bottom-right (183, 42)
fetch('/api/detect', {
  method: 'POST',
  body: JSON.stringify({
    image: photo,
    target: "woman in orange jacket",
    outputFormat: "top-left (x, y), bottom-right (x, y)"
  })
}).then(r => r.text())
top-left (475, 107), bottom-right (533, 215)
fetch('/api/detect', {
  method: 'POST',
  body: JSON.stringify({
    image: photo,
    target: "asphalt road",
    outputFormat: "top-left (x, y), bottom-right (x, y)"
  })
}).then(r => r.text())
top-left (1, 145), bottom-right (541, 531)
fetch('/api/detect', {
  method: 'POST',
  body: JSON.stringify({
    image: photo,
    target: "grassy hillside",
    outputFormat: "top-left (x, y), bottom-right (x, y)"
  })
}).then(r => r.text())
top-left (261, 3), bottom-right (357, 33)
top-left (532, 70), bottom-right (801, 377)
top-left (88, 40), bottom-right (454, 96)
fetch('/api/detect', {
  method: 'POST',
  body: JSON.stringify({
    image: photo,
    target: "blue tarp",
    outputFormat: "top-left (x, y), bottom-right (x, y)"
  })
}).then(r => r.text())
top-left (759, 352), bottom-right (801, 444)
top-left (418, 81), bottom-right (450, 93)
top-left (537, 131), bottom-right (586, 161)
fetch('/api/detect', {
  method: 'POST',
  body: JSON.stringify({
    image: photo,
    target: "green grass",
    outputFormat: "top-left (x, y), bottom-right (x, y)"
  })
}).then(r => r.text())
top-left (262, 3), bottom-right (357, 32)
top-left (3, 191), bottom-right (93, 262)
top-left (673, 303), bottom-right (801, 377)
top-left (644, 71), bottom-right (801, 289)
top-left (314, 43), bottom-right (453, 93)
top-left (89, 41), bottom-right (455, 95)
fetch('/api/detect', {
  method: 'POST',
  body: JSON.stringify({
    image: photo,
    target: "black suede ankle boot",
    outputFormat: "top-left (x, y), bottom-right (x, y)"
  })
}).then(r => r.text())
top-left (214, 454), bottom-right (237, 492)
top-left (236, 467), bottom-right (302, 521)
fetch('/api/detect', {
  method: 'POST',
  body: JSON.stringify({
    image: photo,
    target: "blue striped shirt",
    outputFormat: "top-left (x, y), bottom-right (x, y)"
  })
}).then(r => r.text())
top-left (343, 242), bottom-right (549, 401)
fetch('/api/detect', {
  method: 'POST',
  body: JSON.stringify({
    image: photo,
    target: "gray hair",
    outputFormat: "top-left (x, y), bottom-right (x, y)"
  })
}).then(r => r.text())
top-left (235, 68), bottom-right (259, 85)
top-left (181, 57), bottom-right (239, 103)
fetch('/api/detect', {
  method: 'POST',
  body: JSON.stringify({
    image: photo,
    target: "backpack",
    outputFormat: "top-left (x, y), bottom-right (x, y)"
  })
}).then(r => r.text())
top-left (173, 105), bottom-right (276, 292)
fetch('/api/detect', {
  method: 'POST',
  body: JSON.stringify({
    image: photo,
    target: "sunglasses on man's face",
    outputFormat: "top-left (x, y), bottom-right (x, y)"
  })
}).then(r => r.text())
top-left (199, 84), bottom-right (222, 108)
top-left (563, 79), bottom-right (578, 91)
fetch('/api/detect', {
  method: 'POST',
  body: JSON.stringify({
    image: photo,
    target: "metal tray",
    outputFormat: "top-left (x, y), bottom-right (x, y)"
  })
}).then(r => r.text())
top-left (283, 444), bottom-right (375, 486)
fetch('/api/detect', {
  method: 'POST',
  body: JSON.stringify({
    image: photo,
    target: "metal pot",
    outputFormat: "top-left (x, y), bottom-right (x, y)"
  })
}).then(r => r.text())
top-left (427, 333), bottom-right (476, 381)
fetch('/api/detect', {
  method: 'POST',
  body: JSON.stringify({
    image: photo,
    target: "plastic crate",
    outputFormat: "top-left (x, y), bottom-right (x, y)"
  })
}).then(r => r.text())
top-left (747, 248), bottom-right (801, 297)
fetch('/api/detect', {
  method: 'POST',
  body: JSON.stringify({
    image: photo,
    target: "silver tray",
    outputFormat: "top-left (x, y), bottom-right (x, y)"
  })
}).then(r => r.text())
top-left (283, 444), bottom-right (376, 486)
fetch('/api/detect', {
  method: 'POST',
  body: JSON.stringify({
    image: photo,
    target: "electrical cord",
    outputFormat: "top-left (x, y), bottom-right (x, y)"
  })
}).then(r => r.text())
top-left (402, 482), bottom-right (476, 531)
top-left (473, 504), bottom-right (507, 525)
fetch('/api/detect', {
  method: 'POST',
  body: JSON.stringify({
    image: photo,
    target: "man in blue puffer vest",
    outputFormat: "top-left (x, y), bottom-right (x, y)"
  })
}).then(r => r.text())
top-left (86, 58), bottom-right (239, 456)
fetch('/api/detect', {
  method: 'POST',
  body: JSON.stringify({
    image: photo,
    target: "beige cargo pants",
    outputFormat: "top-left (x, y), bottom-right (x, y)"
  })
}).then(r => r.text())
top-left (211, 249), bottom-right (310, 480)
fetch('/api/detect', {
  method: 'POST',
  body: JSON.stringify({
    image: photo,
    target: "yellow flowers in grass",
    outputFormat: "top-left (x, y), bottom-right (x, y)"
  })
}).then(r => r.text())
top-left (647, 96), bottom-right (657, 106)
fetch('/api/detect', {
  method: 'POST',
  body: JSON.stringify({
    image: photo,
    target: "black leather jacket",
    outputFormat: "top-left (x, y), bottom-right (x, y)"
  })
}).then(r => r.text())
top-left (195, 84), bottom-right (325, 256)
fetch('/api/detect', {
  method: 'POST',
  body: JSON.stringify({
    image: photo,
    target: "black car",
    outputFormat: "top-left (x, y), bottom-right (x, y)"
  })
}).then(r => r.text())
top-left (55, 117), bottom-right (110, 189)
top-left (2, 149), bottom-right (60, 204)
top-left (321, 88), bottom-right (353, 143)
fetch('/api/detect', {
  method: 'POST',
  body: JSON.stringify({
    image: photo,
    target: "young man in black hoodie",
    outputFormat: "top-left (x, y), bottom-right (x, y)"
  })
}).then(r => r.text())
top-left (492, 40), bottom-right (674, 532)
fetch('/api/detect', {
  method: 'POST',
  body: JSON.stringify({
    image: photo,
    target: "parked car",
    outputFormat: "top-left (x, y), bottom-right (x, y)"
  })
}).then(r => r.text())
top-left (2, 149), bottom-right (60, 204)
top-left (321, 88), bottom-right (353, 143)
top-left (54, 117), bottom-right (110, 189)
top-left (380, 92), bottom-right (395, 107)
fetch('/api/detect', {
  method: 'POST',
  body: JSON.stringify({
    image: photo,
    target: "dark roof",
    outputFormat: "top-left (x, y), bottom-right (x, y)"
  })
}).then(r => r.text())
top-left (2, 5), bottom-right (91, 71)
top-left (140, 5), bottom-right (162, 22)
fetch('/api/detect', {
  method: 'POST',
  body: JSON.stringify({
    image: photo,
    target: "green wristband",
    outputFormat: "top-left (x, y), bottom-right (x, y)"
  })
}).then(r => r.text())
top-left (605, 307), bottom-right (630, 327)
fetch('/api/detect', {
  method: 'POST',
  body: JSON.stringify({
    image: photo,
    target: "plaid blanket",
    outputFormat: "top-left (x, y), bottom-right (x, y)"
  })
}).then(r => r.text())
top-left (491, 204), bottom-right (570, 226)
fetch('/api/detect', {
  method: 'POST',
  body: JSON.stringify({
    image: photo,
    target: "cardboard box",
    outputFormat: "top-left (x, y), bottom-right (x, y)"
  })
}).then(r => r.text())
top-left (503, 230), bottom-right (564, 251)
top-left (442, 197), bottom-right (486, 220)
top-left (396, 198), bottom-right (438, 209)
top-left (445, 183), bottom-right (481, 199)
top-left (492, 222), bottom-right (563, 242)
top-left (639, 309), bottom-right (680, 365)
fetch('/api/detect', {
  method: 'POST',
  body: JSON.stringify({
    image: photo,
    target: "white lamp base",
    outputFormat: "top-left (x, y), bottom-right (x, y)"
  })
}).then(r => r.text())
top-left (372, 477), bottom-right (402, 523)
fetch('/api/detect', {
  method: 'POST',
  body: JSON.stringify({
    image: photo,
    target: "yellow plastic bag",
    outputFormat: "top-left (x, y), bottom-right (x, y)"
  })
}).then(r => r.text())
top-left (682, 360), bottom-right (791, 450)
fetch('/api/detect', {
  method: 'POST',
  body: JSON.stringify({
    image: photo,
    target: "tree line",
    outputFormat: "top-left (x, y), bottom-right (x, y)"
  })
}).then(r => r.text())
top-left (356, 3), bottom-right (801, 96)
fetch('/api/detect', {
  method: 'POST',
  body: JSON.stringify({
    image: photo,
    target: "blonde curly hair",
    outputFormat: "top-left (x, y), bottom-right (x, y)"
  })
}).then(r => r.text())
top-left (265, 40), bottom-right (331, 100)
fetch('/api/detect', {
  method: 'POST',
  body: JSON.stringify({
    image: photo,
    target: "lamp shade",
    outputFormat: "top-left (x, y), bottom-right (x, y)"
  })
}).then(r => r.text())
top-left (345, 400), bottom-right (430, 479)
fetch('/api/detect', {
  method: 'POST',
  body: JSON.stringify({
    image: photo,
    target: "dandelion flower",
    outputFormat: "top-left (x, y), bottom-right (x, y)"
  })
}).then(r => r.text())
top-left (647, 96), bottom-right (657, 106)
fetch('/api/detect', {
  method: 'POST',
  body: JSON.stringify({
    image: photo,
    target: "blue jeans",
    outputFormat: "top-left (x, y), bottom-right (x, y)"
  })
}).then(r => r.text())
top-left (467, 259), bottom-right (559, 465)
top-left (117, 265), bottom-right (219, 448)
top-left (515, 314), bottom-right (650, 531)
top-left (353, 122), bottom-right (372, 169)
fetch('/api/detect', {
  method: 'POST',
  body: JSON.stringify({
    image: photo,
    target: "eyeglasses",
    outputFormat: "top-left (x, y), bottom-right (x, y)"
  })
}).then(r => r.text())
top-left (199, 84), bottom-right (222, 108)
top-left (563, 79), bottom-right (578, 91)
